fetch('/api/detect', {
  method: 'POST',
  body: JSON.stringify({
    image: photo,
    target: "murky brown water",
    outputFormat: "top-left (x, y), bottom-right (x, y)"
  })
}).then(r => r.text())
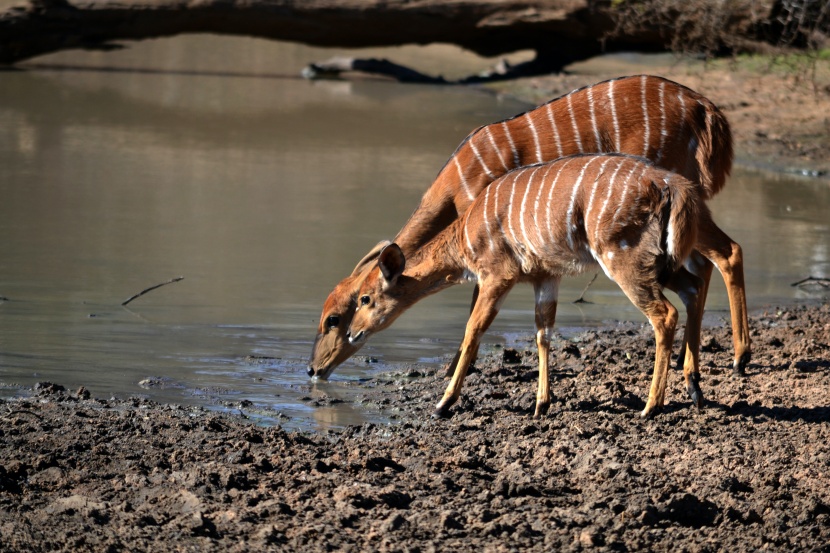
top-left (1, 37), bottom-right (828, 430)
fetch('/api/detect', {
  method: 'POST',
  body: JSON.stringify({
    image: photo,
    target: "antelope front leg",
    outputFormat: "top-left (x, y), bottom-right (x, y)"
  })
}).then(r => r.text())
top-left (696, 214), bottom-right (751, 375)
top-left (434, 279), bottom-right (514, 418)
top-left (665, 268), bottom-right (705, 409)
top-left (532, 278), bottom-right (560, 418)
top-left (444, 284), bottom-right (481, 378)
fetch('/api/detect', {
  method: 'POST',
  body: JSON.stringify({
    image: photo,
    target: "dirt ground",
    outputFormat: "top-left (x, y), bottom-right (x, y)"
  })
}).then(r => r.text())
top-left (2, 67), bottom-right (830, 551)
top-left (1, 301), bottom-right (829, 551)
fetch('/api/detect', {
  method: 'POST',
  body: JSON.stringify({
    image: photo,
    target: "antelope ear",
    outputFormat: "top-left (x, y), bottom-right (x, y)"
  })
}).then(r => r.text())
top-left (378, 243), bottom-right (405, 285)
top-left (351, 240), bottom-right (393, 276)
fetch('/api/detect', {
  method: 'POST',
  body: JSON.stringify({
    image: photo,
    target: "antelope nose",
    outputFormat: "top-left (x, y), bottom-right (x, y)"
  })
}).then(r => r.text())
top-left (348, 330), bottom-right (364, 344)
top-left (307, 366), bottom-right (315, 377)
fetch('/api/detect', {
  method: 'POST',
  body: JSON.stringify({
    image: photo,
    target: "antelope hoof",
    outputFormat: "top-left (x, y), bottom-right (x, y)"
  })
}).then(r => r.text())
top-left (431, 397), bottom-right (458, 419)
top-left (533, 401), bottom-right (550, 419)
top-left (639, 404), bottom-right (663, 419)
top-left (686, 374), bottom-right (704, 409)
top-left (733, 351), bottom-right (751, 377)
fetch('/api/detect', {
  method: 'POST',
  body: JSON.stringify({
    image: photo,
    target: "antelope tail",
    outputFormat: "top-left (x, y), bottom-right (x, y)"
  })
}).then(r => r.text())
top-left (665, 177), bottom-right (701, 269)
top-left (693, 99), bottom-right (734, 200)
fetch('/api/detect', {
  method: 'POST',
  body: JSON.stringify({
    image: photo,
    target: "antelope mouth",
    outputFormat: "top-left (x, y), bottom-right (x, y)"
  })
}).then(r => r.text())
top-left (347, 329), bottom-right (367, 345)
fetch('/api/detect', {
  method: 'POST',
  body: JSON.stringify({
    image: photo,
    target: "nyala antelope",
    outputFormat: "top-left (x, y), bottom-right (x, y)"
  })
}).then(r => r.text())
top-left (309, 75), bottom-right (749, 382)
top-left (348, 154), bottom-right (714, 419)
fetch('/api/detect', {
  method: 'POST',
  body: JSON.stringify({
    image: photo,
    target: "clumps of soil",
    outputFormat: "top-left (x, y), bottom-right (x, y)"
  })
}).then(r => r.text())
top-left (1, 302), bottom-right (829, 551)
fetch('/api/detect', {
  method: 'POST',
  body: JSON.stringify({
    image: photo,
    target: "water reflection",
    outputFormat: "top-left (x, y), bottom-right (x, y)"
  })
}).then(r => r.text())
top-left (0, 38), bottom-right (828, 431)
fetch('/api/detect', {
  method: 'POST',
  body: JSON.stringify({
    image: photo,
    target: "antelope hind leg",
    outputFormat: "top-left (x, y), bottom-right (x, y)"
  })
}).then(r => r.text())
top-left (696, 213), bottom-right (751, 375)
top-left (665, 267), bottom-right (705, 409)
top-left (532, 278), bottom-right (560, 418)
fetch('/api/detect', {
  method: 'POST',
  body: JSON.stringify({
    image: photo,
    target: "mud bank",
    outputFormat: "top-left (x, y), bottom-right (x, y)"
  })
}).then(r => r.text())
top-left (2, 301), bottom-right (829, 551)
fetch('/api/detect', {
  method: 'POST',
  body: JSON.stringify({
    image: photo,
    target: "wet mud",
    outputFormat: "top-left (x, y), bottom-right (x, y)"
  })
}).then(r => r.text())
top-left (2, 302), bottom-right (829, 551)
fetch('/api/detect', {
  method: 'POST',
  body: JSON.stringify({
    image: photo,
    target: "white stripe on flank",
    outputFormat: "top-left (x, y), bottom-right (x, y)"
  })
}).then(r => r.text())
top-left (469, 137), bottom-right (496, 179)
top-left (519, 166), bottom-right (542, 257)
top-left (492, 177), bottom-right (510, 248)
top-left (526, 113), bottom-right (543, 164)
top-left (566, 93), bottom-right (585, 153)
top-left (546, 158), bottom-right (575, 243)
top-left (610, 163), bottom-right (647, 234)
top-left (594, 157), bottom-right (626, 246)
top-left (666, 185), bottom-right (677, 260)
top-left (483, 183), bottom-right (496, 252)
top-left (454, 157), bottom-right (475, 201)
top-left (677, 91), bottom-right (687, 139)
top-left (545, 102), bottom-right (564, 158)
top-left (506, 171), bottom-right (522, 248)
top-left (501, 122), bottom-right (520, 167)
top-left (485, 127), bottom-right (510, 172)
top-left (640, 75), bottom-right (650, 157)
top-left (584, 157), bottom-right (614, 242)
top-left (565, 157), bottom-right (601, 250)
top-left (588, 86), bottom-right (602, 152)
top-left (656, 81), bottom-right (667, 164)
top-left (534, 163), bottom-right (557, 249)
top-left (463, 206), bottom-right (476, 258)
top-left (608, 79), bottom-right (620, 152)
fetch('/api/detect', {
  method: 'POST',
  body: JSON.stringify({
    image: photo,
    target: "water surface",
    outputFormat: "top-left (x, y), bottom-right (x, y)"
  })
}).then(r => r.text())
top-left (1, 38), bottom-right (828, 430)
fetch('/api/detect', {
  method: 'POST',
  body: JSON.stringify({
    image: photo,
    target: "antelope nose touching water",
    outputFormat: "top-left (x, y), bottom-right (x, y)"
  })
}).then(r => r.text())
top-left (309, 75), bottom-right (748, 417)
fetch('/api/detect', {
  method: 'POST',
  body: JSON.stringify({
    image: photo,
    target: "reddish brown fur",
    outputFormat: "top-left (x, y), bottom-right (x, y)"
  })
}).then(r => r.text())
top-left (309, 75), bottom-right (749, 379)
top-left (349, 154), bottom-right (711, 418)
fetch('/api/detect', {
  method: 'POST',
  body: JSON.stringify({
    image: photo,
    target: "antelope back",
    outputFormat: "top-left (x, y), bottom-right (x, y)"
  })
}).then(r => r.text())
top-left (458, 154), bottom-right (701, 279)
top-left (426, 75), bottom-right (730, 233)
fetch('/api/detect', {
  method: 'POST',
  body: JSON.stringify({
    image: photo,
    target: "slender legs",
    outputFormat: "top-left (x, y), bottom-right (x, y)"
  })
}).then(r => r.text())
top-left (664, 268), bottom-right (705, 408)
top-left (532, 278), bottom-right (560, 418)
top-left (434, 279), bottom-right (515, 418)
top-left (694, 214), bottom-right (751, 375)
top-left (444, 284), bottom-right (481, 378)
top-left (682, 211), bottom-right (751, 375)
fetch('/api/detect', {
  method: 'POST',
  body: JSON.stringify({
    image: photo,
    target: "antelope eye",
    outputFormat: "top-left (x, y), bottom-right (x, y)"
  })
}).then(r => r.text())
top-left (360, 295), bottom-right (371, 306)
top-left (326, 315), bottom-right (340, 328)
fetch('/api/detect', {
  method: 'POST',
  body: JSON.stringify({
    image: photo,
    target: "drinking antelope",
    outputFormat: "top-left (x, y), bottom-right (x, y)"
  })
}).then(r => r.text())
top-left (348, 154), bottom-right (710, 418)
top-left (309, 75), bottom-right (749, 381)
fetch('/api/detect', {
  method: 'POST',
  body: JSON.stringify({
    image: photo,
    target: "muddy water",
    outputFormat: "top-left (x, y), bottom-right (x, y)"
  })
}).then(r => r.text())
top-left (1, 38), bottom-right (828, 430)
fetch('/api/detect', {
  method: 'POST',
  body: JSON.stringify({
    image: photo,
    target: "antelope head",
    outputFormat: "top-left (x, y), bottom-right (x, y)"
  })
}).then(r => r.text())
top-left (307, 240), bottom-right (391, 379)
top-left (348, 243), bottom-right (410, 347)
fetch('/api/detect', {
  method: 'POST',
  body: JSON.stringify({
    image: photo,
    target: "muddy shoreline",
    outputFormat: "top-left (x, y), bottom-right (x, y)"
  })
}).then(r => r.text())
top-left (2, 301), bottom-right (829, 551)
top-left (2, 67), bottom-right (830, 551)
